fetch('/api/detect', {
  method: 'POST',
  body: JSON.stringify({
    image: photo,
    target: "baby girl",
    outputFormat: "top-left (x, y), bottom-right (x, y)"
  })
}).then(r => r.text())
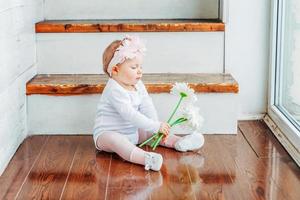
top-left (93, 35), bottom-right (204, 171)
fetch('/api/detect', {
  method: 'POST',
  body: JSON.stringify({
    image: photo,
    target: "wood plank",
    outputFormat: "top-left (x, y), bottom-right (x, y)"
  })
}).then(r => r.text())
top-left (259, 156), bottom-right (300, 200)
top-left (26, 73), bottom-right (239, 95)
top-left (60, 136), bottom-right (111, 200)
top-left (150, 146), bottom-right (196, 200)
top-left (0, 136), bottom-right (48, 199)
top-left (239, 120), bottom-right (290, 158)
top-left (213, 131), bottom-right (292, 200)
top-left (193, 136), bottom-right (237, 200)
top-left (105, 149), bottom-right (154, 200)
top-left (223, 135), bottom-right (268, 200)
top-left (235, 128), bottom-right (293, 200)
top-left (239, 121), bottom-right (300, 200)
top-left (0, 121), bottom-right (297, 199)
top-left (36, 19), bottom-right (225, 33)
top-left (15, 136), bottom-right (79, 199)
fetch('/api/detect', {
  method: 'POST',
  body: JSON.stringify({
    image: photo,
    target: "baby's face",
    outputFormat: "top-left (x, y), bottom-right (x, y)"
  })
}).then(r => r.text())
top-left (116, 55), bottom-right (143, 86)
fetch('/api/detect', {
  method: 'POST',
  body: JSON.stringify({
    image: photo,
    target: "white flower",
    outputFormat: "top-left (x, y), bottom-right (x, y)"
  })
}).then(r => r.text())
top-left (170, 82), bottom-right (197, 103)
top-left (180, 105), bottom-right (204, 131)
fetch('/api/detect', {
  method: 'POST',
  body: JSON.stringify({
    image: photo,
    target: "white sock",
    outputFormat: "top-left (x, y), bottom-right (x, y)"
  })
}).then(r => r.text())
top-left (175, 132), bottom-right (205, 152)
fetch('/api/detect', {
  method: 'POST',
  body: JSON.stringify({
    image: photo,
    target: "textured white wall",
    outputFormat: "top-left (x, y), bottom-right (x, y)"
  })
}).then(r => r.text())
top-left (225, 0), bottom-right (271, 119)
top-left (0, 0), bottom-right (43, 175)
top-left (43, 0), bottom-right (218, 20)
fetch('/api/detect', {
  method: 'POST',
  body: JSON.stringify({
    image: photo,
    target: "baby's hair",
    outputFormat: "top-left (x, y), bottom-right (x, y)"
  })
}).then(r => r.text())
top-left (102, 40), bottom-right (122, 76)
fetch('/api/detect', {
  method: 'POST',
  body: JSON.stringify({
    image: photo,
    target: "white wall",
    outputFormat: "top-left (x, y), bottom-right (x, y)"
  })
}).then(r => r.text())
top-left (39, 0), bottom-right (272, 120)
top-left (36, 32), bottom-right (224, 74)
top-left (225, 0), bottom-right (271, 119)
top-left (43, 0), bottom-right (218, 20)
top-left (0, 0), bottom-right (43, 175)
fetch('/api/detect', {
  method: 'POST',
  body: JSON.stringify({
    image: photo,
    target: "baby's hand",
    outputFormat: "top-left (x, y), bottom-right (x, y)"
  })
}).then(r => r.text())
top-left (159, 122), bottom-right (170, 137)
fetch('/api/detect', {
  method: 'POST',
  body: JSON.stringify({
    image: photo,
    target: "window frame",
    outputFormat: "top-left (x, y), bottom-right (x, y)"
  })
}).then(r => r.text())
top-left (268, 0), bottom-right (300, 160)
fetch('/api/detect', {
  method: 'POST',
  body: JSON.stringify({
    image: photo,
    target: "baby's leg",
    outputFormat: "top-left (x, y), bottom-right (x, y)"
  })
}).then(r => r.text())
top-left (138, 129), bottom-right (181, 148)
top-left (138, 129), bottom-right (205, 151)
top-left (97, 132), bottom-right (163, 171)
top-left (97, 132), bottom-right (144, 164)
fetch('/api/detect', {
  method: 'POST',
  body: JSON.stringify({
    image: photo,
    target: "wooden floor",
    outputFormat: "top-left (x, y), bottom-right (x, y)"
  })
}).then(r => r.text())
top-left (0, 121), bottom-right (299, 200)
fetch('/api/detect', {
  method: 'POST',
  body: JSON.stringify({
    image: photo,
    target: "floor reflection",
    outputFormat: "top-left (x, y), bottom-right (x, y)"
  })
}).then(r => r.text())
top-left (7, 125), bottom-right (299, 200)
top-left (150, 148), bottom-right (205, 200)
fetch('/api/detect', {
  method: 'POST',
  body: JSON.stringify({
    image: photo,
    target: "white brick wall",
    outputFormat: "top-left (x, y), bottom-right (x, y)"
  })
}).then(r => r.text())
top-left (0, 0), bottom-right (43, 175)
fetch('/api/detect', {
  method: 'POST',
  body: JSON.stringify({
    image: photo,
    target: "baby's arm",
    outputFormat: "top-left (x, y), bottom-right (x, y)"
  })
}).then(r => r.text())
top-left (138, 81), bottom-right (170, 136)
top-left (109, 89), bottom-right (161, 133)
top-left (138, 81), bottom-right (159, 121)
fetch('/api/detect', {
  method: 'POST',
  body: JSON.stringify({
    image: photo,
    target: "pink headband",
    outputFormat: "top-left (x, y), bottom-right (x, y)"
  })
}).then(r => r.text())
top-left (107, 35), bottom-right (146, 76)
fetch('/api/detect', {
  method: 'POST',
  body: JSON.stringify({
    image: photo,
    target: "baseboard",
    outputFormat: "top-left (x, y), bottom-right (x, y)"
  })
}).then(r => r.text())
top-left (238, 113), bottom-right (266, 120)
top-left (263, 114), bottom-right (300, 167)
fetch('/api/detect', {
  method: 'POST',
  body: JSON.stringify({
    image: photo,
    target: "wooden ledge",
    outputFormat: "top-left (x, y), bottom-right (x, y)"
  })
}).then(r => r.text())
top-left (35, 19), bottom-right (225, 33)
top-left (26, 74), bottom-right (238, 96)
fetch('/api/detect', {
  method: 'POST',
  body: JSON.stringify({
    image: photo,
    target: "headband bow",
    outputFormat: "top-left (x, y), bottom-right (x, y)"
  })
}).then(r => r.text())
top-left (107, 35), bottom-right (146, 76)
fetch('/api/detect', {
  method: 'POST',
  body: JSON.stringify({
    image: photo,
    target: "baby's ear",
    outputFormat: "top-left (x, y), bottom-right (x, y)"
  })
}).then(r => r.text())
top-left (111, 66), bottom-right (119, 75)
top-left (112, 66), bottom-right (118, 72)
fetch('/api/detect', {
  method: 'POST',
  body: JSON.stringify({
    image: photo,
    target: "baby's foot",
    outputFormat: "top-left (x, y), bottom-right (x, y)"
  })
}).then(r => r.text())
top-left (144, 152), bottom-right (163, 171)
top-left (175, 132), bottom-right (205, 152)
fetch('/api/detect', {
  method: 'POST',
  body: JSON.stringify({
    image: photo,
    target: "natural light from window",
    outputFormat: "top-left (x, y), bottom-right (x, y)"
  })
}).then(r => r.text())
top-left (278, 0), bottom-right (300, 129)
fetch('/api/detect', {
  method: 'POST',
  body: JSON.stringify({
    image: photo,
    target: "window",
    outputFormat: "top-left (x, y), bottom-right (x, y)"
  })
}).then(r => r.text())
top-left (268, 0), bottom-right (300, 163)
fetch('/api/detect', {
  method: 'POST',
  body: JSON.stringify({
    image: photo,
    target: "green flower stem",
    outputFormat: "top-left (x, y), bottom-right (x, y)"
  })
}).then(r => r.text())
top-left (150, 138), bottom-right (157, 147)
top-left (142, 94), bottom-right (187, 150)
top-left (153, 133), bottom-right (164, 150)
top-left (170, 117), bottom-right (187, 126)
top-left (167, 96), bottom-right (184, 123)
top-left (152, 134), bottom-right (161, 147)
top-left (151, 96), bottom-right (184, 150)
top-left (138, 132), bottom-right (159, 147)
top-left (170, 118), bottom-right (184, 126)
top-left (152, 118), bottom-right (188, 150)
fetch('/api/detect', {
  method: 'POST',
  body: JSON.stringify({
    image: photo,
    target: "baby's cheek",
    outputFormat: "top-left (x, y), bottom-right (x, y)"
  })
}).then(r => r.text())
top-left (125, 74), bottom-right (133, 80)
top-left (127, 72), bottom-right (136, 79)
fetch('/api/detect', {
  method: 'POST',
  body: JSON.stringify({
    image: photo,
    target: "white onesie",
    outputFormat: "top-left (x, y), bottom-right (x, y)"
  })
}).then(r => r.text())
top-left (93, 78), bottom-right (160, 146)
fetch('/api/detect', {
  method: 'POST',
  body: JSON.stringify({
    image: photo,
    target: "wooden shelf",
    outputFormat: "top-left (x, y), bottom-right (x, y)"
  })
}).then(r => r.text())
top-left (26, 73), bottom-right (239, 95)
top-left (36, 19), bottom-right (225, 33)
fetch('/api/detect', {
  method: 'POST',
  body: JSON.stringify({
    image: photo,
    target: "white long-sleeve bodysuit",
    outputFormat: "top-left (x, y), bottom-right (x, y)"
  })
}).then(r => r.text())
top-left (93, 78), bottom-right (161, 147)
